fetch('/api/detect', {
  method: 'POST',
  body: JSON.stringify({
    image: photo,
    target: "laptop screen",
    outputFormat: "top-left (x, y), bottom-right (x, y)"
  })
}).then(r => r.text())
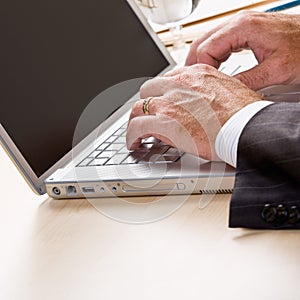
top-left (0, 0), bottom-right (170, 177)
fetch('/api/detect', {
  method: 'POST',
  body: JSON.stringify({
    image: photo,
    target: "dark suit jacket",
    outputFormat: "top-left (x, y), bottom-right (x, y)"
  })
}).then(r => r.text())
top-left (229, 102), bottom-right (300, 229)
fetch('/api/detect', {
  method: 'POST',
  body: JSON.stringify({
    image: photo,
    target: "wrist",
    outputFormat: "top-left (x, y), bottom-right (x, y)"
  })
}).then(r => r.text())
top-left (215, 100), bottom-right (274, 167)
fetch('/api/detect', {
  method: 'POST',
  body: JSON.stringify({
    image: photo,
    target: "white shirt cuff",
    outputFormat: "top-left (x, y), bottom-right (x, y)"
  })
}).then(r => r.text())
top-left (215, 101), bottom-right (274, 167)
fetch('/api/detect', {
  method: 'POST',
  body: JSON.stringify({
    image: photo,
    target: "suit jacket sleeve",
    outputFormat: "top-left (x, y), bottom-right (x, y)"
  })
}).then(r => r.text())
top-left (229, 102), bottom-right (300, 229)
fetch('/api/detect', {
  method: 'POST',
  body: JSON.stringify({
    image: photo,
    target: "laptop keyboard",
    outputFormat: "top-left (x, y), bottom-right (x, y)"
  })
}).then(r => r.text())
top-left (77, 122), bottom-right (183, 167)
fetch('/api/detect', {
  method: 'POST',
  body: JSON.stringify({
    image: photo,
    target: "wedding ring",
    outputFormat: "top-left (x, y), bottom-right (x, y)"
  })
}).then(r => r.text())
top-left (142, 97), bottom-right (153, 115)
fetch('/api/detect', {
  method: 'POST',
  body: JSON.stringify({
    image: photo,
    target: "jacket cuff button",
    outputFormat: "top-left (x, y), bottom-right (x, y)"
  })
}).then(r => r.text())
top-left (261, 204), bottom-right (277, 223)
top-left (288, 206), bottom-right (300, 225)
top-left (276, 204), bottom-right (288, 224)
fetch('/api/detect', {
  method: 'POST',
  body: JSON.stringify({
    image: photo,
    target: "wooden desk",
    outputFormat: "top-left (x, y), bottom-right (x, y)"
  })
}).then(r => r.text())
top-left (1, 145), bottom-right (300, 300)
top-left (1, 4), bottom-right (300, 297)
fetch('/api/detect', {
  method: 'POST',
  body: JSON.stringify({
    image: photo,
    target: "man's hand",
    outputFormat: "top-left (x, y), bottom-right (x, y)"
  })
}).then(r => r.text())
top-left (127, 64), bottom-right (263, 160)
top-left (185, 11), bottom-right (300, 90)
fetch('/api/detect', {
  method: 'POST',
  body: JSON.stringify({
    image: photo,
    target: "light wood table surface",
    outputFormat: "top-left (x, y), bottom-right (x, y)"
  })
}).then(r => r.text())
top-left (1, 144), bottom-right (300, 300)
top-left (1, 4), bottom-right (300, 298)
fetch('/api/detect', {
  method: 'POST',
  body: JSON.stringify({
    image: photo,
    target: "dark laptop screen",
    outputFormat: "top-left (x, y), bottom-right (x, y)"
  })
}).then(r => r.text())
top-left (0, 0), bottom-right (170, 177)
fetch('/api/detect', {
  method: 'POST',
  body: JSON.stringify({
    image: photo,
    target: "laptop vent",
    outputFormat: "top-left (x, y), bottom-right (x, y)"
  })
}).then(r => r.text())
top-left (199, 189), bottom-right (233, 194)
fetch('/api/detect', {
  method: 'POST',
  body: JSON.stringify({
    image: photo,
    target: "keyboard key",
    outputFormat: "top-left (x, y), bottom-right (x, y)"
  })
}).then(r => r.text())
top-left (135, 142), bottom-right (167, 152)
top-left (157, 156), bottom-right (179, 163)
top-left (78, 157), bottom-right (93, 167)
top-left (106, 153), bottom-right (129, 165)
top-left (120, 123), bottom-right (128, 130)
top-left (96, 150), bottom-right (116, 159)
top-left (113, 128), bottom-right (126, 136)
top-left (163, 147), bottom-right (183, 157)
top-left (122, 155), bottom-right (138, 164)
top-left (88, 150), bottom-right (102, 158)
top-left (118, 145), bottom-right (130, 154)
top-left (133, 144), bottom-right (153, 152)
top-left (129, 151), bottom-right (148, 161)
top-left (89, 158), bottom-right (109, 166)
top-left (143, 145), bottom-right (169, 157)
top-left (105, 136), bottom-right (117, 143)
top-left (105, 143), bottom-right (124, 151)
top-left (114, 136), bottom-right (127, 144)
top-left (96, 143), bottom-right (110, 151)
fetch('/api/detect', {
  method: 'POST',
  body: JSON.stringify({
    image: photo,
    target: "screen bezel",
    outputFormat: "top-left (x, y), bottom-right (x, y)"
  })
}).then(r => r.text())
top-left (0, 0), bottom-right (175, 195)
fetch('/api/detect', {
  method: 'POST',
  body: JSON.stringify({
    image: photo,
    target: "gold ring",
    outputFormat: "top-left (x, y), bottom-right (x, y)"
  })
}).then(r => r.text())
top-left (142, 97), bottom-right (153, 115)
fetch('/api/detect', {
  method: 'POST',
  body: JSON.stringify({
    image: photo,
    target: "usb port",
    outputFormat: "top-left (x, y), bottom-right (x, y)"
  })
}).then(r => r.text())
top-left (82, 187), bottom-right (95, 193)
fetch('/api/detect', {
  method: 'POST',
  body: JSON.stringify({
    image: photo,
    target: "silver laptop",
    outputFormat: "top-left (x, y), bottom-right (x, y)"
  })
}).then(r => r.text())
top-left (0, 0), bottom-right (236, 199)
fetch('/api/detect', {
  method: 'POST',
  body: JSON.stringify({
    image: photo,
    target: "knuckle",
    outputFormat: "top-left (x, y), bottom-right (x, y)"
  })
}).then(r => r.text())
top-left (197, 63), bottom-right (215, 72)
top-left (190, 38), bottom-right (201, 52)
top-left (139, 77), bottom-right (161, 97)
top-left (174, 72), bottom-right (190, 83)
top-left (190, 63), bottom-right (216, 76)
top-left (196, 39), bottom-right (210, 54)
top-left (160, 102), bottom-right (178, 117)
top-left (130, 102), bottom-right (142, 117)
top-left (233, 10), bottom-right (259, 30)
top-left (150, 98), bottom-right (159, 112)
top-left (139, 82), bottom-right (150, 98)
top-left (234, 10), bottom-right (254, 22)
top-left (195, 45), bottom-right (204, 59)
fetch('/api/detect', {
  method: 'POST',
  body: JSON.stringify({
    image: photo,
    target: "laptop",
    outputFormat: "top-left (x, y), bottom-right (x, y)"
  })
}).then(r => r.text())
top-left (0, 0), bottom-right (237, 199)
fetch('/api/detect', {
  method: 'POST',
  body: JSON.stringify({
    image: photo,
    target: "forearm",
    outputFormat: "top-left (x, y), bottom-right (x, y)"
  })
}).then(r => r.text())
top-left (215, 100), bottom-right (274, 167)
top-left (228, 102), bottom-right (300, 229)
